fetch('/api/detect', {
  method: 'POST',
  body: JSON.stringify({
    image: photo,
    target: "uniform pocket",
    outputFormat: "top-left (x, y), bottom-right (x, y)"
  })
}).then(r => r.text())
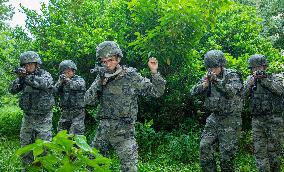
top-left (33, 93), bottom-right (54, 112)
top-left (19, 94), bottom-right (30, 111)
top-left (204, 97), bottom-right (220, 112)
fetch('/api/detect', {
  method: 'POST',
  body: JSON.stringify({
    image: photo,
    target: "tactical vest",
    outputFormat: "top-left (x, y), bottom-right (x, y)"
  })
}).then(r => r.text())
top-left (59, 75), bottom-right (85, 109)
top-left (97, 67), bottom-right (139, 121)
top-left (19, 69), bottom-right (54, 114)
top-left (204, 69), bottom-right (243, 114)
top-left (251, 78), bottom-right (284, 115)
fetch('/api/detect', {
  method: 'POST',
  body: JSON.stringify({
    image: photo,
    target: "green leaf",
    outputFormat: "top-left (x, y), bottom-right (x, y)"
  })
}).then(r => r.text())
top-left (53, 130), bottom-right (69, 141)
top-left (33, 145), bottom-right (44, 157)
top-left (16, 142), bottom-right (37, 156)
top-left (53, 131), bottom-right (74, 152)
top-left (57, 156), bottom-right (76, 172)
top-left (74, 135), bottom-right (92, 152)
top-left (87, 157), bottom-right (111, 168)
top-left (44, 142), bottom-right (63, 152)
top-left (41, 154), bottom-right (58, 165)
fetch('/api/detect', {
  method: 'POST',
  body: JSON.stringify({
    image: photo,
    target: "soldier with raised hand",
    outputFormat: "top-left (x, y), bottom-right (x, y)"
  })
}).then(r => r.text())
top-left (191, 50), bottom-right (243, 172)
top-left (9, 51), bottom-right (54, 170)
top-left (85, 41), bottom-right (166, 172)
top-left (243, 54), bottom-right (284, 172)
top-left (54, 60), bottom-right (86, 135)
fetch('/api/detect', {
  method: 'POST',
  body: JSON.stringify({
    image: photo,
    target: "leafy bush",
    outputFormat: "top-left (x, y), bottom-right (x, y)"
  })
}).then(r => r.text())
top-left (234, 131), bottom-right (257, 171)
top-left (165, 133), bottom-right (200, 164)
top-left (136, 118), bottom-right (201, 165)
top-left (0, 105), bottom-right (22, 137)
top-left (136, 119), bottom-right (165, 160)
top-left (16, 130), bottom-right (111, 172)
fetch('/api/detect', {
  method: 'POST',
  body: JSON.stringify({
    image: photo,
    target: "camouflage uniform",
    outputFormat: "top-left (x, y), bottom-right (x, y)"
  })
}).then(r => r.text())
top-left (54, 60), bottom-right (86, 135)
top-left (9, 51), bottom-right (54, 167)
top-left (243, 54), bottom-right (284, 172)
top-left (191, 50), bottom-right (243, 172)
top-left (85, 41), bottom-right (166, 172)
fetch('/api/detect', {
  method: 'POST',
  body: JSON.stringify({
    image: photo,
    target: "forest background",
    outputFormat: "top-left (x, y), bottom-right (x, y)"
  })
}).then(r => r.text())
top-left (0, 0), bottom-right (283, 171)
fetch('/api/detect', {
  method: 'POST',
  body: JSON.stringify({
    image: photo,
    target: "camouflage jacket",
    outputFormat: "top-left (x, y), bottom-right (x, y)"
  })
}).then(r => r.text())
top-left (242, 73), bottom-right (284, 115)
top-left (85, 66), bottom-right (166, 122)
top-left (191, 68), bottom-right (243, 114)
top-left (9, 69), bottom-right (54, 114)
top-left (54, 75), bottom-right (86, 109)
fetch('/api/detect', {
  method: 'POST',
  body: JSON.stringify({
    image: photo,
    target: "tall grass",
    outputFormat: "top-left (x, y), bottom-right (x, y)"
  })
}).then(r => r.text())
top-left (0, 105), bottom-right (279, 171)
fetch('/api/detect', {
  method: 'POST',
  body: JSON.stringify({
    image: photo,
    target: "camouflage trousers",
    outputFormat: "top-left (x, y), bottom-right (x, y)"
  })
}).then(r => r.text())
top-left (57, 108), bottom-right (85, 135)
top-left (20, 112), bottom-right (53, 168)
top-left (200, 113), bottom-right (242, 172)
top-left (92, 119), bottom-right (138, 172)
top-left (252, 113), bottom-right (284, 172)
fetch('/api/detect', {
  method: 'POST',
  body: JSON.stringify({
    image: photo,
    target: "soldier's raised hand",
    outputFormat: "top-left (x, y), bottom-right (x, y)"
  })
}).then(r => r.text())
top-left (148, 57), bottom-right (158, 74)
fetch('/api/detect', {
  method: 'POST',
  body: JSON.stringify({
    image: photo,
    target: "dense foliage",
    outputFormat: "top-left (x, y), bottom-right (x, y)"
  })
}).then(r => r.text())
top-left (12, 0), bottom-right (281, 130)
top-left (0, 0), bottom-right (283, 171)
top-left (16, 130), bottom-right (111, 172)
top-left (236, 0), bottom-right (284, 50)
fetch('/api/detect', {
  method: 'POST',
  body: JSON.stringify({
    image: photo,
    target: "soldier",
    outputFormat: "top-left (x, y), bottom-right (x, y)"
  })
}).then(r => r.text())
top-left (54, 60), bottom-right (86, 135)
top-left (85, 41), bottom-right (166, 172)
top-left (191, 50), bottom-right (243, 172)
top-left (242, 54), bottom-right (284, 172)
top-left (9, 51), bottom-right (54, 169)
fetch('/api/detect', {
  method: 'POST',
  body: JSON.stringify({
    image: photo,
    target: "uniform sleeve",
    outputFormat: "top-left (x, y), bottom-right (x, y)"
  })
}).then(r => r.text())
top-left (24, 71), bottom-right (54, 90)
top-left (9, 77), bottom-right (25, 94)
top-left (190, 76), bottom-right (208, 96)
top-left (133, 72), bottom-right (166, 98)
top-left (53, 81), bottom-right (63, 94)
top-left (85, 75), bottom-right (102, 106)
top-left (214, 72), bottom-right (243, 98)
top-left (242, 75), bottom-right (253, 98)
top-left (65, 77), bottom-right (86, 91)
top-left (259, 75), bottom-right (284, 96)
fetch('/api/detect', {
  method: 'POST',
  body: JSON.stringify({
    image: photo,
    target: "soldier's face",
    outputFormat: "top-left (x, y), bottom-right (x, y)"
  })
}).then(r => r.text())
top-left (101, 56), bottom-right (120, 72)
top-left (24, 63), bottom-right (37, 73)
top-left (209, 67), bottom-right (222, 75)
top-left (252, 66), bottom-right (267, 72)
top-left (63, 68), bottom-right (75, 78)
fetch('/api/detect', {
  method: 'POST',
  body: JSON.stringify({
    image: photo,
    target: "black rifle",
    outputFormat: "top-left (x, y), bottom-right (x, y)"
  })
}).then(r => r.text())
top-left (252, 70), bottom-right (268, 91)
top-left (90, 63), bottom-right (106, 78)
top-left (206, 71), bottom-right (213, 97)
top-left (13, 67), bottom-right (26, 75)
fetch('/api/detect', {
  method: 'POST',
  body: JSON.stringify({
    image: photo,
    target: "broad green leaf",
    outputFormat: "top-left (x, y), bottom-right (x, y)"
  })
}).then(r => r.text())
top-left (74, 135), bottom-right (92, 152)
top-left (33, 145), bottom-right (44, 157)
top-left (16, 142), bottom-right (38, 156)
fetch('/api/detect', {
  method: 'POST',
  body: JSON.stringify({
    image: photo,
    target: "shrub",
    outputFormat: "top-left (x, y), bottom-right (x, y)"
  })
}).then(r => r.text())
top-left (0, 105), bottom-right (22, 137)
top-left (16, 130), bottom-right (111, 172)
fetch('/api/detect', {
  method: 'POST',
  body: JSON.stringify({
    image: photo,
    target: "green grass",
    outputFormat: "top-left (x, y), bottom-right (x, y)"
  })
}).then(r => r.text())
top-left (0, 132), bottom-right (274, 172)
top-left (0, 137), bottom-right (22, 172)
top-left (0, 105), bottom-right (279, 172)
top-left (0, 105), bottom-right (23, 171)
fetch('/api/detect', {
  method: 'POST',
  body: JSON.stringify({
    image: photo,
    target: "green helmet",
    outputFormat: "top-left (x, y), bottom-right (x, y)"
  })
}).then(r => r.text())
top-left (20, 51), bottom-right (42, 66)
top-left (59, 60), bottom-right (77, 72)
top-left (96, 41), bottom-right (123, 59)
top-left (204, 50), bottom-right (227, 68)
top-left (248, 54), bottom-right (268, 69)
